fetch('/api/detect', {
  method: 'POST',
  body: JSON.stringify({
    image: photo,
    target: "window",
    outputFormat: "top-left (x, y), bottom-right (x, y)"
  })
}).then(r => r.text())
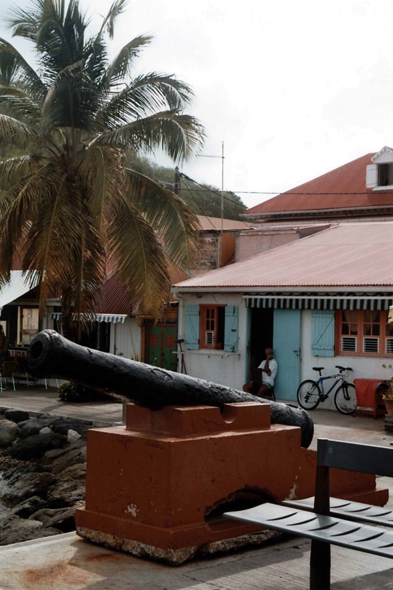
top-left (379, 163), bottom-right (393, 187)
top-left (336, 310), bottom-right (393, 356)
top-left (185, 304), bottom-right (239, 352)
top-left (200, 305), bottom-right (225, 349)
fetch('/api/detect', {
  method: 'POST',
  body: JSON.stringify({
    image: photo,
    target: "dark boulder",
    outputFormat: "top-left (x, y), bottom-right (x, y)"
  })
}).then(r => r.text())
top-left (1, 471), bottom-right (56, 506)
top-left (0, 519), bottom-right (60, 545)
top-left (18, 418), bottom-right (57, 439)
top-left (51, 418), bottom-right (92, 436)
top-left (47, 478), bottom-right (85, 508)
top-left (29, 506), bottom-right (76, 532)
top-left (11, 496), bottom-right (47, 518)
top-left (3, 409), bottom-right (30, 424)
top-left (3, 433), bottom-right (65, 461)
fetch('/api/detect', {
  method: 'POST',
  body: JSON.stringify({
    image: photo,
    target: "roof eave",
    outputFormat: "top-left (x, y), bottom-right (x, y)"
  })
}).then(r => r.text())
top-left (173, 285), bottom-right (393, 294)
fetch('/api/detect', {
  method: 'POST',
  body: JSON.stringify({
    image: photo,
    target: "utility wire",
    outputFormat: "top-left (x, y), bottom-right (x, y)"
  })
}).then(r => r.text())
top-left (179, 172), bottom-right (245, 209)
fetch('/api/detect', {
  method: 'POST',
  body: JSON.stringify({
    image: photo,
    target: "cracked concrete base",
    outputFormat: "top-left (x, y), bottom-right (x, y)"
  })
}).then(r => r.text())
top-left (76, 526), bottom-right (280, 565)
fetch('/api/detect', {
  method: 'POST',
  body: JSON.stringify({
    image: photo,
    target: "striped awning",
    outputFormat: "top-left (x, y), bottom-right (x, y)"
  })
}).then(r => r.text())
top-left (244, 294), bottom-right (393, 310)
top-left (51, 313), bottom-right (126, 324)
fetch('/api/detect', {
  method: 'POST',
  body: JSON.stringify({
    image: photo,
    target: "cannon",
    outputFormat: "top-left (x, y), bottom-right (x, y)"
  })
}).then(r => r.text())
top-left (27, 329), bottom-right (313, 448)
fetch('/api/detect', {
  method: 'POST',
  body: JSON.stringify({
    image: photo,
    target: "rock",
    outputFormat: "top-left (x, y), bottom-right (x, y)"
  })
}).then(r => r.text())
top-left (11, 496), bottom-right (47, 518)
top-left (0, 456), bottom-right (23, 471)
top-left (1, 464), bottom-right (39, 485)
top-left (39, 427), bottom-right (52, 435)
top-left (18, 418), bottom-right (57, 439)
top-left (57, 462), bottom-right (86, 481)
top-left (51, 418), bottom-right (92, 436)
top-left (29, 506), bottom-right (76, 532)
top-left (46, 445), bottom-right (86, 475)
top-left (47, 479), bottom-right (85, 508)
top-left (3, 433), bottom-right (65, 461)
top-left (0, 519), bottom-right (59, 545)
top-left (67, 429), bottom-right (81, 443)
top-left (3, 409), bottom-right (30, 423)
top-left (1, 471), bottom-right (56, 506)
top-left (0, 421), bottom-right (19, 447)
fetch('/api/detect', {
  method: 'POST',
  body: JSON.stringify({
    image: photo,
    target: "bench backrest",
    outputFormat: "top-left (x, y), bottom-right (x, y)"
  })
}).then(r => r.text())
top-left (317, 438), bottom-right (393, 477)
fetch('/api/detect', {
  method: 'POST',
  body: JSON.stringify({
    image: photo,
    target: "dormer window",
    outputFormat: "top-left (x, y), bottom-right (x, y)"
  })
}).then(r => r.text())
top-left (378, 163), bottom-right (393, 186)
top-left (366, 146), bottom-right (393, 190)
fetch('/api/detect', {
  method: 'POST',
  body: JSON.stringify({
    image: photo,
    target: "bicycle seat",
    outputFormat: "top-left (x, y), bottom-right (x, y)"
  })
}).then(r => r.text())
top-left (312, 367), bottom-right (324, 373)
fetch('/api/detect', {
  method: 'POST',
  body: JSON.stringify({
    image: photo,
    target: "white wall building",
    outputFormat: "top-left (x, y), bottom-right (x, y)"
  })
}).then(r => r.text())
top-left (173, 222), bottom-right (393, 410)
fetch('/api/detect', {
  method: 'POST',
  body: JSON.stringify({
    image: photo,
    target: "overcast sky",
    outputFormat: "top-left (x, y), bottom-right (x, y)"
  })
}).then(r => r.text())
top-left (1, 0), bottom-right (392, 209)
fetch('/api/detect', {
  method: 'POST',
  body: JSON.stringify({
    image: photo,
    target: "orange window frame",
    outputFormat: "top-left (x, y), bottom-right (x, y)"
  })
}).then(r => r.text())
top-left (199, 305), bottom-right (224, 350)
top-left (335, 310), bottom-right (393, 357)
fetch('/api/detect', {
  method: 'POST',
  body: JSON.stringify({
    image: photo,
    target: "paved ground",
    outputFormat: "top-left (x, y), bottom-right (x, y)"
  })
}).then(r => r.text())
top-left (0, 389), bottom-right (392, 589)
top-left (1, 529), bottom-right (393, 589)
top-left (0, 386), bottom-right (124, 424)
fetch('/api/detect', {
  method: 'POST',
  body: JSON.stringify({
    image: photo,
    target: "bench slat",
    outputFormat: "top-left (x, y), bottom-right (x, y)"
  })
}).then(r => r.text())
top-left (283, 497), bottom-right (393, 527)
top-left (317, 439), bottom-right (393, 477)
top-left (224, 503), bottom-right (393, 559)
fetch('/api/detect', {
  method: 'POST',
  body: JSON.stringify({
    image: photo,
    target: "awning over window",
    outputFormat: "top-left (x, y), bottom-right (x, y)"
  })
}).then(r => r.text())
top-left (0, 271), bottom-right (39, 315)
top-left (244, 294), bottom-right (393, 310)
top-left (51, 313), bottom-right (126, 324)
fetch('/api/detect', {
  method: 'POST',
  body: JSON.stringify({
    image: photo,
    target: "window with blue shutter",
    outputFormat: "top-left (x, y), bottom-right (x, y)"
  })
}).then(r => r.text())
top-left (224, 306), bottom-right (239, 352)
top-left (311, 310), bottom-right (335, 357)
top-left (185, 305), bottom-right (199, 350)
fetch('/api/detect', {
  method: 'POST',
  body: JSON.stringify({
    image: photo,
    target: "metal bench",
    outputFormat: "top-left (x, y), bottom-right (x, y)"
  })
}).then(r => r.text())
top-left (224, 439), bottom-right (393, 589)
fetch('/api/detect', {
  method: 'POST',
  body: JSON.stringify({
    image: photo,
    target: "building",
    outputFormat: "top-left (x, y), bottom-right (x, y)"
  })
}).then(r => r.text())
top-left (243, 147), bottom-right (393, 225)
top-left (173, 222), bottom-right (393, 408)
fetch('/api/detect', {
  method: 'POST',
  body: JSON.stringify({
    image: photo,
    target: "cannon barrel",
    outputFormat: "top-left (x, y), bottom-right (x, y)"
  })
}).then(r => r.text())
top-left (27, 330), bottom-right (313, 448)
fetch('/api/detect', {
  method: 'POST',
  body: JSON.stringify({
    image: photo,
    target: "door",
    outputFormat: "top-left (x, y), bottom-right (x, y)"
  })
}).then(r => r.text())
top-left (161, 325), bottom-right (177, 371)
top-left (146, 324), bottom-right (177, 371)
top-left (273, 309), bottom-right (301, 401)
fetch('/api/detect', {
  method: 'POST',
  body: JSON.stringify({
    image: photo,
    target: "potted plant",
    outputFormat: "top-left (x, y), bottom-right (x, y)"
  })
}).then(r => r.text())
top-left (381, 377), bottom-right (393, 414)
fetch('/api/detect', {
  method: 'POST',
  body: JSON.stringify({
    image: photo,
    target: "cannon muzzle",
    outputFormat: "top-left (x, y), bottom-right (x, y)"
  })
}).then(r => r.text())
top-left (28, 330), bottom-right (313, 448)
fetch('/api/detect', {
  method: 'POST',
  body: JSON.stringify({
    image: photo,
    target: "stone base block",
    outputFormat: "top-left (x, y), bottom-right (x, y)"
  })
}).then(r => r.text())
top-left (76, 525), bottom-right (279, 565)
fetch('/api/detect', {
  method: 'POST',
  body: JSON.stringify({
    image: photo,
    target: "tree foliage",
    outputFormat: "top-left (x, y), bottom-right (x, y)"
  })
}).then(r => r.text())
top-left (129, 156), bottom-right (246, 220)
top-left (0, 0), bottom-right (205, 332)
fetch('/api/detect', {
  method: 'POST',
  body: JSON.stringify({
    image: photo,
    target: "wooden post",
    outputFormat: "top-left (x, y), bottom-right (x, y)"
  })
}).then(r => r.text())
top-left (310, 464), bottom-right (330, 590)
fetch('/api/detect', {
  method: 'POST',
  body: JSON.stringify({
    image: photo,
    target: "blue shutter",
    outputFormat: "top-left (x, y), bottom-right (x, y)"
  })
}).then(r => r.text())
top-left (311, 310), bottom-right (335, 357)
top-left (224, 305), bottom-right (239, 352)
top-left (185, 305), bottom-right (199, 350)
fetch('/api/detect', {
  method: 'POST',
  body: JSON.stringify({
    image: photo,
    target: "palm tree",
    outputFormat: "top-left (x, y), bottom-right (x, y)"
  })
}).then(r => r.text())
top-left (0, 0), bottom-right (204, 336)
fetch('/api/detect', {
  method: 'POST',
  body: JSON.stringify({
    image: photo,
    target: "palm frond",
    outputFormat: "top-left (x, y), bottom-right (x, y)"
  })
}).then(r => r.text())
top-left (102, 35), bottom-right (152, 87)
top-left (0, 39), bottom-right (46, 98)
top-left (108, 194), bottom-right (170, 315)
top-left (0, 113), bottom-right (39, 145)
top-left (0, 162), bottom-right (56, 283)
top-left (94, 72), bottom-right (195, 132)
top-left (125, 167), bottom-right (201, 270)
top-left (98, 0), bottom-right (128, 39)
top-left (0, 155), bottom-right (45, 190)
top-left (0, 87), bottom-right (41, 123)
top-left (95, 110), bottom-right (205, 161)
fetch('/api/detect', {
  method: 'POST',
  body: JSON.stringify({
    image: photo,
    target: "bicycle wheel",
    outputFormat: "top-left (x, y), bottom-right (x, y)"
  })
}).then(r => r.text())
top-left (297, 380), bottom-right (321, 410)
top-left (334, 383), bottom-right (357, 415)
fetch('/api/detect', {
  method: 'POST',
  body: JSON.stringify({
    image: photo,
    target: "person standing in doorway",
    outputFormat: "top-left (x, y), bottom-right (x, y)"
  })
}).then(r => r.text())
top-left (243, 347), bottom-right (278, 398)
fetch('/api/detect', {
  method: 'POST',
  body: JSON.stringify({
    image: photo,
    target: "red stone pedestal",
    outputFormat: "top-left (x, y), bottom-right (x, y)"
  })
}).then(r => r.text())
top-left (75, 402), bottom-right (386, 564)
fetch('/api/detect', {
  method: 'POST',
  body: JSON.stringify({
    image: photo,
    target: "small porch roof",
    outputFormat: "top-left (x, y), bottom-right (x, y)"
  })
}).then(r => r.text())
top-left (0, 271), bottom-right (39, 314)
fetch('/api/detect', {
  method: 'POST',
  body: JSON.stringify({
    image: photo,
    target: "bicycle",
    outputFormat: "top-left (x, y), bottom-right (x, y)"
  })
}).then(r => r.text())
top-left (297, 365), bottom-right (356, 415)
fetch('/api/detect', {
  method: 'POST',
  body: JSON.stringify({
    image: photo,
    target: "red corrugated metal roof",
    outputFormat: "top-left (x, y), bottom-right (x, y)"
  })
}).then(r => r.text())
top-left (246, 153), bottom-right (393, 215)
top-left (98, 260), bottom-right (189, 314)
top-left (174, 222), bottom-right (393, 290)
